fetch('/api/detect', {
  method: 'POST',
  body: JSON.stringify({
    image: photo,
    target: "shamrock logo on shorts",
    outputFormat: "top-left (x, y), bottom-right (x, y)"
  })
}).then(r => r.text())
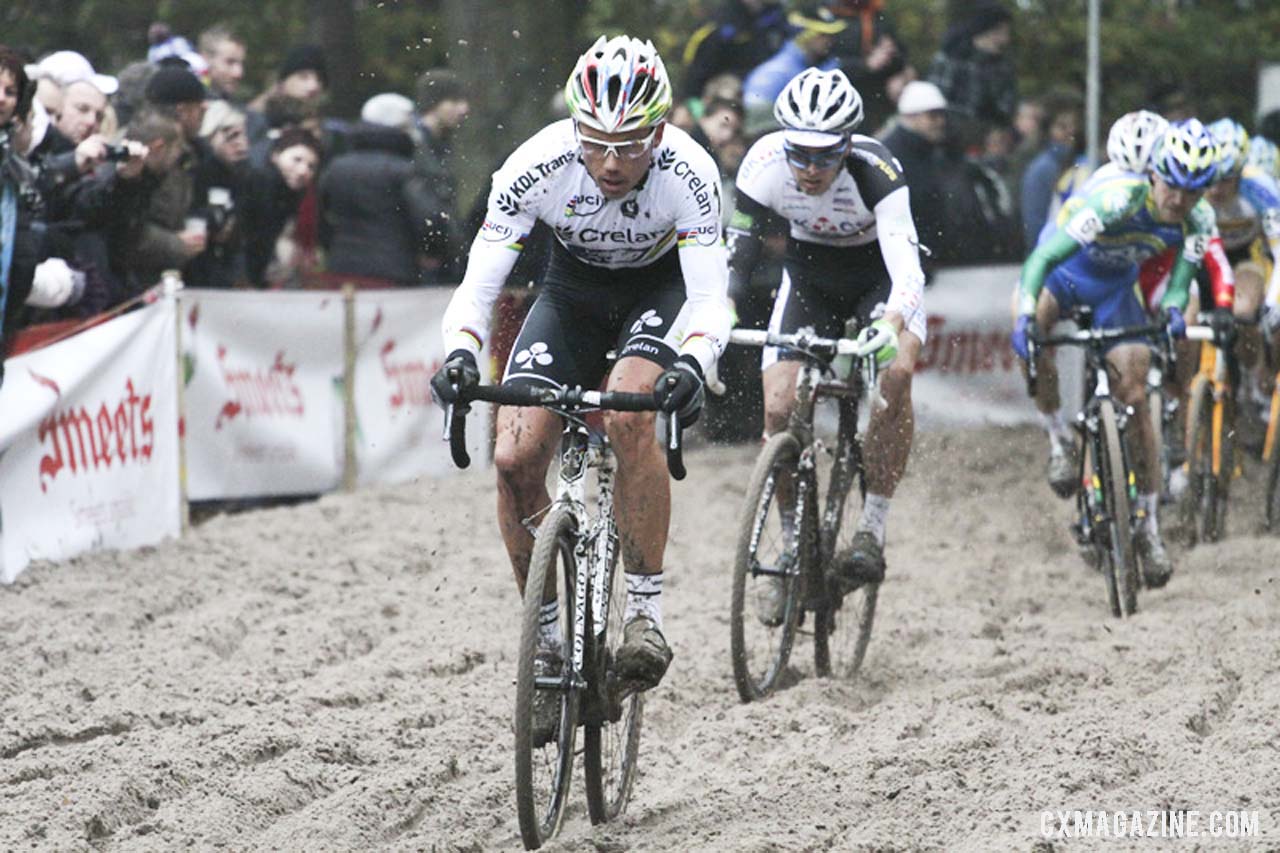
top-left (630, 309), bottom-right (664, 335)
top-left (515, 342), bottom-right (554, 370)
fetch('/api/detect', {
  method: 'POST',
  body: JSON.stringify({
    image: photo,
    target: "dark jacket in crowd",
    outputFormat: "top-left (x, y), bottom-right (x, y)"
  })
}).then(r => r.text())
top-left (125, 145), bottom-right (197, 288)
top-left (880, 123), bottom-right (949, 261)
top-left (927, 28), bottom-right (1017, 136)
top-left (319, 122), bottom-right (432, 286)
top-left (1020, 140), bottom-right (1075, 254)
top-left (828, 1), bottom-right (909, 134)
top-left (681, 0), bottom-right (792, 99)
top-left (411, 123), bottom-right (462, 283)
top-left (240, 161), bottom-right (306, 287)
top-left (188, 142), bottom-right (247, 289)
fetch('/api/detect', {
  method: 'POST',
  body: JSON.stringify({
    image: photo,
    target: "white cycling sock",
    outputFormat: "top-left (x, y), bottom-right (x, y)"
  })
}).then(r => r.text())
top-left (623, 572), bottom-right (663, 631)
top-left (538, 599), bottom-right (563, 653)
top-left (1137, 493), bottom-right (1159, 535)
top-left (857, 493), bottom-right (891, 546)
top-left (1040, 410), bottom-right (1072, 448)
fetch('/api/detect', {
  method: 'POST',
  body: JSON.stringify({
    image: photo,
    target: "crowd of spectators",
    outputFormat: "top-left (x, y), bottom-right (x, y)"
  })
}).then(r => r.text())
top-left (0, 25), bottom-right (471, 353)
top-left (1, 2), bottom-right (1273, 358)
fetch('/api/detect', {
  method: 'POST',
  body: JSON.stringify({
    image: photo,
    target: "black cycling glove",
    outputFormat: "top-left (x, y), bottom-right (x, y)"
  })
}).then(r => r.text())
top-left (430, 349), bottom-right (480, 406)
top-left (654, 354), bottom-right (705, 425)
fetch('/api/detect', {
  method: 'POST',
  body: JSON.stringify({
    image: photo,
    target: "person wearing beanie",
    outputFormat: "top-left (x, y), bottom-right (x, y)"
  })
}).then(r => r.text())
top-left (278, 45), bottom-right (327, 101)
top-left (145, 64), bottom-right (207, 141)
top-left (319, 94), bottom-right (434, 286)
top-left (926, 0), bottom-right (1016, 149)
top-left (411, 69), bottom-right (470, 283)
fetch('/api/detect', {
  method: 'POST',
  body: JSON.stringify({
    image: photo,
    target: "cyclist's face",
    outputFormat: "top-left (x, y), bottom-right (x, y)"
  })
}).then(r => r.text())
top-left (785, 142), bottom-right (847, 195)
top-left (578, 122), bottom-right (663, 199)
top-left (1150, 175), bottom-right (1204, 223)
top-left (1205, 174), bottom-right (1239, 207)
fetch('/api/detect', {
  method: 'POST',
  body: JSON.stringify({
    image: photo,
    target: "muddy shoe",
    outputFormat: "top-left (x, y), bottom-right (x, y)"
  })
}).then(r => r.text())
top-left (828, 530), bottom-right (885, 594)
top-left (1133, 527), bottom-right (1174, 589)
top-left (1048, 441), bottom-right (1078, 499)
top-left (530, 649), bottom-right (563, 748)
top-left (614, 616), bottom-right (673, 692)
top-left (755, 576), bottom-right (788, 627)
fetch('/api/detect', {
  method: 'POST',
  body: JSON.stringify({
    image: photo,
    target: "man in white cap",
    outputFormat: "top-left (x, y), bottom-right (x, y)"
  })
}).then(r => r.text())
top-left (881, 80), bottom-right (950, 256)
top-left (25, 50), bottom-right (118, 117)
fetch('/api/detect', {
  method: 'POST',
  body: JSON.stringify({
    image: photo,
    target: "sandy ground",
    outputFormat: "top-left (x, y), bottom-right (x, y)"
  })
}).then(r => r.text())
top-left (3, 426), bottom-right (1279, 852)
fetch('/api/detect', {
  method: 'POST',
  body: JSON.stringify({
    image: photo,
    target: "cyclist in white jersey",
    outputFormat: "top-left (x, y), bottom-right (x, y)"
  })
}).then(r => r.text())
top-left (727, 68), bottom-right (927, 600)
top-left (431, 36), bottom-right (733, 711)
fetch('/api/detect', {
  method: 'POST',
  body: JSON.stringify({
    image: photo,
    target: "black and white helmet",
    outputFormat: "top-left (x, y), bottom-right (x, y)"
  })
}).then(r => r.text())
top-left (773, 68), bottom-right (864, 139)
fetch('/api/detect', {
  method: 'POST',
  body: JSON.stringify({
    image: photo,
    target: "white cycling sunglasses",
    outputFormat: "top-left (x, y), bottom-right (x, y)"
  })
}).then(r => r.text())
top-left (575, 126), bottom-right (659, 161)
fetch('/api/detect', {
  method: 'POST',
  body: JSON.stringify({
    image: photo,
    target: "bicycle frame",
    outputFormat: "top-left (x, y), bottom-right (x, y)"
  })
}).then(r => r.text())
top-left (1190, 333), bottom-right (1233, 478)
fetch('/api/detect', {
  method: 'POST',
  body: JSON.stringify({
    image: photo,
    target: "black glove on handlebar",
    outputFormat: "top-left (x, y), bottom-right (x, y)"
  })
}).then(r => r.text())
top-left (654, 354), bottom-right (705, 426)
top-left (1208, 307), bottom-right (1236, 348)
top-left (430, 349), bottom-right (480, 406)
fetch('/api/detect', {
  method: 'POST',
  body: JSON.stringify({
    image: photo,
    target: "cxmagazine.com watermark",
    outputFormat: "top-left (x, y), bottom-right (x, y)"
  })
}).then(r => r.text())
top-left (1040, 809), bottom-right (1261, 840)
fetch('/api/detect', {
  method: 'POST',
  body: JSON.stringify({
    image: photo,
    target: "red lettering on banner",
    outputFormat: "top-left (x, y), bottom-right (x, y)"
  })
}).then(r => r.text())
top-left (380, 339), bottom-right (434, 409)
top-left (215, 345), bottom-right (305, 429)
top-left (37, 378), bottom-right (155, 492)
top-left (915, 317), bottom-right (1020, 375)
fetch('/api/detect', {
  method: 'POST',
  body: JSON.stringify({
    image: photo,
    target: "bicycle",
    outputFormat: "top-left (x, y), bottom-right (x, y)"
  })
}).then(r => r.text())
top-left (1179, 321), bottom-right (1236, 545)
top-left (1027, 308), bottom-right (1173, 618)
top-left (445, 383), bottom-right (684, 850)
top-left (1265, 341), bottom-right (1280, 531)
top-left (719, 322), bottom-right (891, 702)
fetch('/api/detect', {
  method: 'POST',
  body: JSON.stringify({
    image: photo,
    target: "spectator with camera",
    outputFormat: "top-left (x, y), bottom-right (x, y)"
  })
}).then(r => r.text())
top-left (189, 100), bottom-right (249, 288)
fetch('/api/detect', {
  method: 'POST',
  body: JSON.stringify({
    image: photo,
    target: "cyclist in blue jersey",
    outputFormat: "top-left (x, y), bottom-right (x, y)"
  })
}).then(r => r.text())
top-left (1012, 119), bottom-right (1220, 587)
top-left (1204, 119), bottom-right (1280, 424)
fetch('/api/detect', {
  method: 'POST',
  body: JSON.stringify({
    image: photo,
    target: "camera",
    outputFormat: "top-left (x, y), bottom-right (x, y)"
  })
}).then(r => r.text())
top-left (104, 143), bottom-right (132, 162)
top-left (206, 187), bottom-right (233, 234)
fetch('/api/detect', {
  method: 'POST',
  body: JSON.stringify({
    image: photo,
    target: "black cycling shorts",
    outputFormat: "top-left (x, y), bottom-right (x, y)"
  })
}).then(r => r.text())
top-left (764, 238), bottom-right (892, 367)
top-left (503, 242), bottom-right (686, 389)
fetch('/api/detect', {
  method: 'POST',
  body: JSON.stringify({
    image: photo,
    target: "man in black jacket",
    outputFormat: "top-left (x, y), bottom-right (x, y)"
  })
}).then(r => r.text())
top-left (319, 94), bottom-right (432, 287)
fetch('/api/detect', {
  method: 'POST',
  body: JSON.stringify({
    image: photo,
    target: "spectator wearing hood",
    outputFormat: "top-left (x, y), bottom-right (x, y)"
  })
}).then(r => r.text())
top-left (825, 0), bottom-right (913, 136)
top-left (680, 0), bottom-right (791, 102)
top-left (927, 1), bottom-right (1016, 151)
top-left (319, 94), bottom-right (434, 287)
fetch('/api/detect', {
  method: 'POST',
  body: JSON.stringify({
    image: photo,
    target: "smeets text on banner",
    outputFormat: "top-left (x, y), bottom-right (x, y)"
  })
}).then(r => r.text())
top-left (0, 300), bottom-right (180, 584)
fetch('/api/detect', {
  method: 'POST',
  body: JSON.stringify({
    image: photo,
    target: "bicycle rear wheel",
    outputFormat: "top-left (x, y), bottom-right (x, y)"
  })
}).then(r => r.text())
top-left (514, 507), bottom-right (580, 850)
top-left (1183, 377), bottom-right (1231, 545)
top-left (1099, 401), bottom-right (1139, 617)
top-left (583, 537), bottom-right (642, 824)
top-left (814, 406), bottom-right (877, 679)
top-left (730, 432), bottom-right (811, 702)
top-left (1267, 444), bottom-right (1280, 532)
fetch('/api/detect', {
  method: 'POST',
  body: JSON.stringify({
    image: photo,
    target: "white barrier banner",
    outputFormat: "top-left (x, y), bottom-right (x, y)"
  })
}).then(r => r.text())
top-left (353, 288), bottom-right (489, 485)
top-left (914, 264), bottom-right (1082, 428)
top-left (0, 300), bottom-right (179, 583)
top-left (183, 290), bottom-right (344, 499)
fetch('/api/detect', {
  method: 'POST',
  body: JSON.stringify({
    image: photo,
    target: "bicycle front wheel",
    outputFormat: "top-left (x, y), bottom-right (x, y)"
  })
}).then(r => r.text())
top-left (514, 506), bottom-right (580, 850)
top-left (583, 536), bottom-right (642, 825)
top-left (814, 416), bottom-right (877, 680)
top-left (1099, 401), bottom-right (1139, 617)
top-left (730, 432), bottom-right (811, 702)
top-left (1183, 377), bottom-right (1231, 545)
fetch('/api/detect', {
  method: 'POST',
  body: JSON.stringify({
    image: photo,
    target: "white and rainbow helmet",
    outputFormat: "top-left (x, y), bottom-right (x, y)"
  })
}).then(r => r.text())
top-left (1106, 110), bottom-right (1167, 174)
top-left (564, 35), bottom-right (672, 134)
